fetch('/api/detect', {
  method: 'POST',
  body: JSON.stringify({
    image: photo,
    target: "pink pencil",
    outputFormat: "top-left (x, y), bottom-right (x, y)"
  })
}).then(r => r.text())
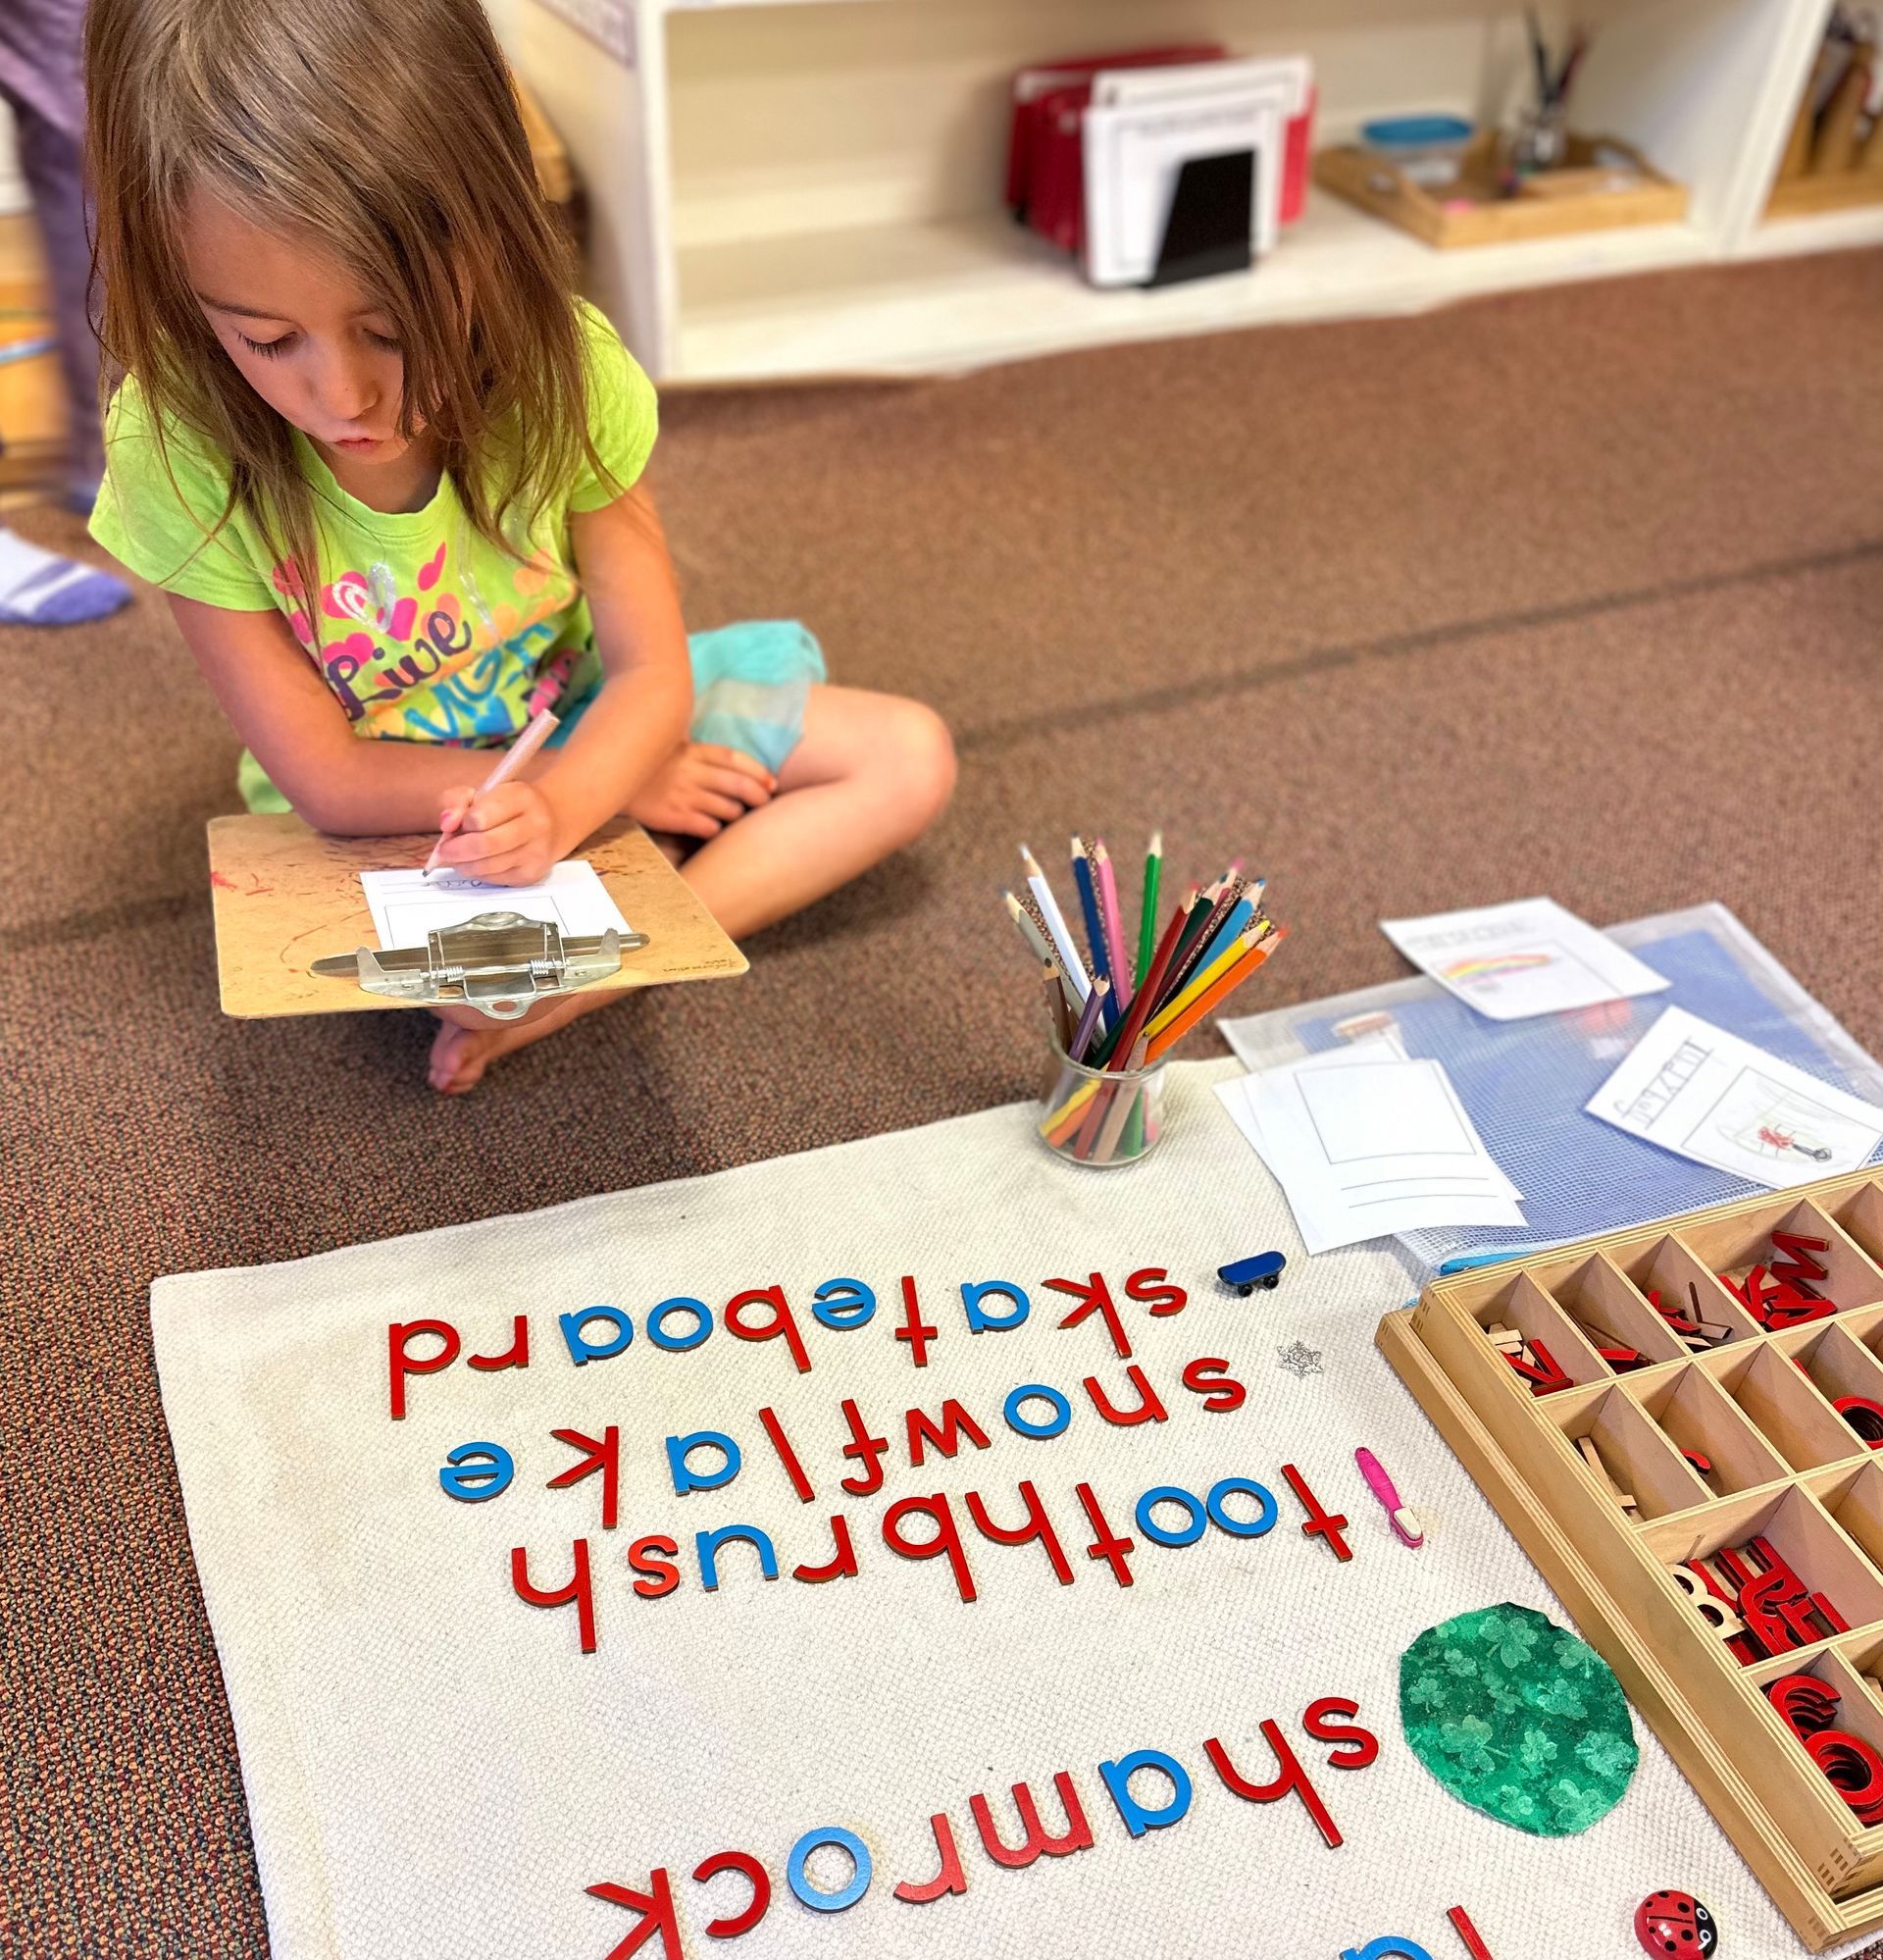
top-left (1093, 842), bottom-right (1134, 1012)
top-left (423, 706), bottom-right (560, 878)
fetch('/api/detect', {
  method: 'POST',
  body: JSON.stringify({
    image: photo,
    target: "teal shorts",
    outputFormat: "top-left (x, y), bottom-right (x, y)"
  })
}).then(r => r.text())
top-left (552, 618), bottom-right (826, 774)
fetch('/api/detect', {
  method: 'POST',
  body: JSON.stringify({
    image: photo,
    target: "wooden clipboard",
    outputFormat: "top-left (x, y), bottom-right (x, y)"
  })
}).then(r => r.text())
top-left (206, 813), bottom-right (746, 1018)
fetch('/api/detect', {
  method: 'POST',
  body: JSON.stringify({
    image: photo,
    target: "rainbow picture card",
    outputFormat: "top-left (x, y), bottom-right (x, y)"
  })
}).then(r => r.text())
top-left (1381, 896), bottom-right (1672, 1022)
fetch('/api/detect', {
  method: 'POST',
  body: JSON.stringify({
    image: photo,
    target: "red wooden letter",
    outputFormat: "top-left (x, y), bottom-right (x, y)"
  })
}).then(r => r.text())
top-left (585, 1869), bottom-right (683, 1959)
top-left (1303, 1696), bottom-right (1380, 1768)
top-left (1124, 1265), bottom-right (1188, 1316)
top-left (627, 1535), bottom-right (680, 1599)
top-left (883, 1493), bottom-right (978, 1603)
top-left (1045, 1272), bottom-right (1132, 1358)
top-left (906, 1399), bottom-right (992, 1467)
top-left (1074, 1481), bottom-right (1136, 1587)
top-left (467, 1315), bottom-right (530, 1371)
top-left (893, 1815), bottom-right (968, 1904)
top-left (757, 1406), bottom-right (815, 1502)
top-left (691, 1850), bottom-right (770, 1938)
top-left (1281, 1463), bottom-right (1351, 1563)
top-left (965, 1481), bottom-right (1074, 1585)
top-left (1083, 1364), bottom-right (1169, 1427)
top-left (1180, 1356), bottom-right (1247, 1414)
top-left (895, 1275), bottom-right (939, 1367)
top-left (969, 1773), bottom-right (1093, 1867)
top-left (839, 1399), bottom-right (891, 1495)
top-left (512, 1538), bottom-right (597, 1654)
top-left (549, 1425), bottom-right (621, 1531)
top-left (791, 1516), bottom-right (860, 1584)
top-left (724, 1285), bottom-right (810, 1373)
top-left (1205, 1722), bottom-right (1342, 1848)
top-left (388, 1318), bottom-right (459, 1419)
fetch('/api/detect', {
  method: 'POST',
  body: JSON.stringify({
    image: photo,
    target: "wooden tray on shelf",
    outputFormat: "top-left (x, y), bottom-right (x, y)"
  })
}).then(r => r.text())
top-left (1380, 1169), bottom-right (1883, 1951)
top-left (1766, 172), bottom-right (1883, 221)
top-left (1316, 131), bottom-right (1687, 249)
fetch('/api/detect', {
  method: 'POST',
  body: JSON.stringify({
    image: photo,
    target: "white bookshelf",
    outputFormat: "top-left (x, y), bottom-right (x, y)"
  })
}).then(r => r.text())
top-left (1739, 201), bottom-right (1883, 262)
top-left (507, 0), bottom-right (1846, 384)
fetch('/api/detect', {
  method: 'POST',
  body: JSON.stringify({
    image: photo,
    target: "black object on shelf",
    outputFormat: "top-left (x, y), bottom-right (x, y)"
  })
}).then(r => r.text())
top-left (1144, 148), bottom-right (1256, 286)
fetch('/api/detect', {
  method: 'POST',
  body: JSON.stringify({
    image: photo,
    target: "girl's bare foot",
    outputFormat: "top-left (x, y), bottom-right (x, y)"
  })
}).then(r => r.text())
top-left (426, 989), bottom-right (603, 1094)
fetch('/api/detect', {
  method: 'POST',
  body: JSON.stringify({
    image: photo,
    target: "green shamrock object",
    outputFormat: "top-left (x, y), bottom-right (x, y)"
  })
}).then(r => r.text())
top-left (1400, 1604), bottom-right (1638, 1835)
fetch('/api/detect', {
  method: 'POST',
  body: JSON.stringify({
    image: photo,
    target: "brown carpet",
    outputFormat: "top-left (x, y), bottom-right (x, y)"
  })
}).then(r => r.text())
top-left (9, 247), bottom-right (1883, 1955)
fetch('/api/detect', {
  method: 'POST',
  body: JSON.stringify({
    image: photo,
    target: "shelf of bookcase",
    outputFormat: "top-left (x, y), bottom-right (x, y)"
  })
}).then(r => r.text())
top-left (673, 197), bottom-right (1713, 382)
top-left (1743, 200), bottom-right (1883, 264)
top-left (507, 0), bottom-right (1836, 382)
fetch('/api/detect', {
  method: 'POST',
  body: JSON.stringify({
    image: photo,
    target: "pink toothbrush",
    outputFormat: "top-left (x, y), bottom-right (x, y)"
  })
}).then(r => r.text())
top-left (1355, 1447), bottom-right (1425, 1548)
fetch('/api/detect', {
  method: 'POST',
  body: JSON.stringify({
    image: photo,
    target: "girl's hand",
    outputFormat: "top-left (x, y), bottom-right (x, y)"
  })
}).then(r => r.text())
top-left (433, 780), bottom-right (563, 886)
top-left (626, 743), bottom-right (775, 840)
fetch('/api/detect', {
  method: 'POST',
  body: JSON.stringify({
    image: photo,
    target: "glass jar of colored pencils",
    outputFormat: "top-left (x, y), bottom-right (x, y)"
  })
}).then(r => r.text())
top-left (1038, 1038), bottom-right (1170, 1168)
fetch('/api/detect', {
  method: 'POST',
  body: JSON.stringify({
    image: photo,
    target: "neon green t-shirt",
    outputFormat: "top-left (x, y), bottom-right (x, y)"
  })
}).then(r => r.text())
top-left (89, 301), bottom-right (657, 809)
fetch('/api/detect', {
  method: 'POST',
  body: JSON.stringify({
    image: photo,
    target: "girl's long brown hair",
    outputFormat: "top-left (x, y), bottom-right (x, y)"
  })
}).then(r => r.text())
top-left (84, 0), bottom-right (613, 627)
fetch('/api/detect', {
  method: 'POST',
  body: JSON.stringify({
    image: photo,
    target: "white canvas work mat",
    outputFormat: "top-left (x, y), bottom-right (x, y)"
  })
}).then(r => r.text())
top-left (152, 1059), bottom-right (1863, 1960)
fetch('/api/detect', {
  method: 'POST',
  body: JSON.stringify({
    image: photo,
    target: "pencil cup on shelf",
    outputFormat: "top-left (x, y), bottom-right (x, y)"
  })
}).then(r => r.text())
top-left (1039, 1039), bottom-right (1169, 1168)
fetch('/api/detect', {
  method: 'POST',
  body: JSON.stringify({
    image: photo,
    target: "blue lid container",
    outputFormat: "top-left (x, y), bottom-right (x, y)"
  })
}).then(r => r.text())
top-left (1360, 114), bottom-right (1475, 151)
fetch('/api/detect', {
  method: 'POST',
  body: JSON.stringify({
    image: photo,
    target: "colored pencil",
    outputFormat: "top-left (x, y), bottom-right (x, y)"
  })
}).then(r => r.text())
top-left (1072, 1080), bottom-right (1112, 1161)
top-left (1135, 832), bottom-right (1162, 987)
top-left (1104, 889), bottom-right (1196, 1071)
top-left (1017, 887), bottom-right (1058, 961)
top-left (1160, 874), bottom-right (1242, 1006)
top-left (1191, 895), bottom-right (1254, 984)
top-left (1120, 1081), bottom-right (1146, 1160)
top-left (1004, 890), bottom-right (1052, 964)
top-left (1069, 975), bottom-right (1110, 1062)
top-left (1198, 877), bottom-right (1263, 967)
top-left (1145, 928), bottom-right (1288, 1062)
top-left (1020, 845), bottom-right (1092, 1006)
top-left (1040, 1076), bottom-right (1101, 1141)
top-left (1093, 843), bottom-right (1133, 1012)
top-left (1146, 923), bottom-right (1268, 1039)
top-left (1042, 958), bottom-right (1074, 1050)
top-left (1070, 837), bottom-right (1116, 1025)
top-left (1148, 884), bottom-right (1220, 1014)
top-left (423, 705), bottom-right (559, 877)
top-left (1092, 1035), bottom-right (1150, 1159)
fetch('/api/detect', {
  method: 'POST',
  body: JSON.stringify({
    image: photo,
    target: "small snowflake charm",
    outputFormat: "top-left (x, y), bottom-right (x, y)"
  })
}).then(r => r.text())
top-left (1277, 1340), bottom-right (1323, 1379)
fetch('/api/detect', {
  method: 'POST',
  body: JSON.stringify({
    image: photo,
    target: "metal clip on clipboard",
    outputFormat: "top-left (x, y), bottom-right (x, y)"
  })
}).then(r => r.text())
top-left (311, 909), bottom-right (650, 1020)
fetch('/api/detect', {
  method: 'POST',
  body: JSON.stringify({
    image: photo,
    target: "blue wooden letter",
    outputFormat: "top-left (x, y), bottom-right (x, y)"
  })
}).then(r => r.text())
top-left (961, 1280), bottom-right (1030, 1332)
top-left (439, 1442), bottom-right (514, 1503)
top-left (1098, 1750), bottom-right (1193, 1838)
top-left (559, 1305), bottom-right (633, 1366)
top-left (667, 1430), bottom-right (742, 1495)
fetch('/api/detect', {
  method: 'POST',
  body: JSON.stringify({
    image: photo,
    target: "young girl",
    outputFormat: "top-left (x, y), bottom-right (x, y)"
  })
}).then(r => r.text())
top-left (84, 0), bottom-right (954, 1093)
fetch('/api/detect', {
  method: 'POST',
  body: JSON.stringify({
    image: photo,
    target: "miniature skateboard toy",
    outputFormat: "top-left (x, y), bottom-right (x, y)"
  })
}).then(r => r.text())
top-left (1219, 1251), bottom-right (1287, 1294)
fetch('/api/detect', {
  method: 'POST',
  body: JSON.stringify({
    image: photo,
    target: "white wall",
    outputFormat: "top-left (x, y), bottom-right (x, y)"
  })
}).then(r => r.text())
top-left (663, 0), bottom-right (1568, 249)
top-left (0, 100), bottom-right (26, 217)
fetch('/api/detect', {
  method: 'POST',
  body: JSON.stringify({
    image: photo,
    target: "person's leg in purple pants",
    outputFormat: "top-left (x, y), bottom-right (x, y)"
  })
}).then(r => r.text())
top-left (0, 3), bottom-right (129, 625)
top-left (10, 94), bottom-right (103, 499)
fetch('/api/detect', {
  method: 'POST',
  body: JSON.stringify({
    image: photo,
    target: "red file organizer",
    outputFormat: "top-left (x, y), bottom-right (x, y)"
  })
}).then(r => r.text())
top-left (1007, 49), bottom-right (1315, 263)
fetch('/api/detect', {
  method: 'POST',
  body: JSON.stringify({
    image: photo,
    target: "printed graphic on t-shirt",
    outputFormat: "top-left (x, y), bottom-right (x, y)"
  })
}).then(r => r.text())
top-left (272, 535), bottom-right (586, 745)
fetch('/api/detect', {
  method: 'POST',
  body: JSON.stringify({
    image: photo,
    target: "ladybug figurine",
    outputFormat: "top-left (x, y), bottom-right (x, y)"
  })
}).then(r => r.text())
top-left (1634, 1890), bottom-right (1718, 1958)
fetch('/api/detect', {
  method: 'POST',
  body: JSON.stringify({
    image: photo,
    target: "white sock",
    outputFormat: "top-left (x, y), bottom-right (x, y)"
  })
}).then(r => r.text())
top-left (0, 524), bottom-right (131, 627)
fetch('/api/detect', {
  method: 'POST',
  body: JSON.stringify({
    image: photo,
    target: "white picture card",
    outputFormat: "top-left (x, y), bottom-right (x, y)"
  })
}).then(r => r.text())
top-left (1381, 898), bottom-right (1671, 1021)
top-left (1586, 1005), bottom-right (1883, 1188)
